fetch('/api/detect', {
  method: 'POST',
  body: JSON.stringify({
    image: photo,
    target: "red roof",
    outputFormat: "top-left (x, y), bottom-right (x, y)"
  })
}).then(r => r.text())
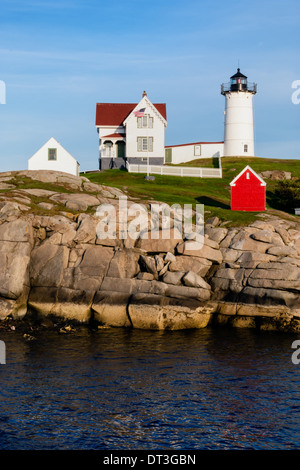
top-left (102, 133), bottom-right (125, 139)
top-left (165, 141), bottom-right (224, 148)
top-left (230, 165), bottom-right (266, 187)
top-left (95, 102), bottom-right (167, 126)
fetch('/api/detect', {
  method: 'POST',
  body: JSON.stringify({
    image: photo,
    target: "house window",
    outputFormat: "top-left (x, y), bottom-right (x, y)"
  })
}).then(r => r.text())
top-left (137, 137), bottom-right (153, 152)
top-left (142, 116), bottom-right (148, 128)
top-left (137, 115), bottom-right (153, 128)
top-left (48, 148), bottom-right (57, 160)
top-left (142, 138), bottom-right (148, 151)
top-left (244, 144), bottom-right (248, 153)
top-left (194, 145), bottom-right (201, 156)
top-left (103, 141), bottom-right (113, 157)
top-left (246, 172), bottom-right (250, 179)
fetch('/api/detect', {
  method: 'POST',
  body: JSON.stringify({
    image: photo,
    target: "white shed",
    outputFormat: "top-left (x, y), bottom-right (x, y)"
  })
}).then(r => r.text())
top-left (28, 137), bottom-right (80, 176)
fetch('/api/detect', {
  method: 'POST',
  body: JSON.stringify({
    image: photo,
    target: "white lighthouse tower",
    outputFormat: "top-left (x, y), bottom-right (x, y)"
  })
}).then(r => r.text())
top-left (221, 68), bottom-right (257, 157)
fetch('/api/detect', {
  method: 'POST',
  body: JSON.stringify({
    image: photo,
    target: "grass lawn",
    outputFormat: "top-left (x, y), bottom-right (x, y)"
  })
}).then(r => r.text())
top-left (84, 157), bottom-right (300, 227)
top-left (9, 175), bottom-right (74, 193)
top-left (170, 157), bottom-right (220, 168)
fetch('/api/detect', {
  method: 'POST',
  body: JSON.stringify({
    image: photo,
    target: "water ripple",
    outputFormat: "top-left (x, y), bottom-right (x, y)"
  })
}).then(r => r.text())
top-left (0, 326), bottom-right (299, 449)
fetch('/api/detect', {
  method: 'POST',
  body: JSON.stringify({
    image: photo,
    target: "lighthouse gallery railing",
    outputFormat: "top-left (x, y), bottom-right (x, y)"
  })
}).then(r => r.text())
top-left (221, 82), bottom-right (257, 94)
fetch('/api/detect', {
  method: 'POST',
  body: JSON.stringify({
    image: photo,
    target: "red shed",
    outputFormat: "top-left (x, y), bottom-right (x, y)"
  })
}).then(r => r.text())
top-left (230, 165), bottom-right (266, 211)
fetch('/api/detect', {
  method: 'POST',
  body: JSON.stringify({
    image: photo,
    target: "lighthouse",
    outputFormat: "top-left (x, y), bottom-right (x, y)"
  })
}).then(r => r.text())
top-left (221, 68), bottom-right (257, 157)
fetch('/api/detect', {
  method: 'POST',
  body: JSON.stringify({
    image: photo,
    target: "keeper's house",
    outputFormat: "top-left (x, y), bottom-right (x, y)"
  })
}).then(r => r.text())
top-left (95, 91), bottom-right (167, 170)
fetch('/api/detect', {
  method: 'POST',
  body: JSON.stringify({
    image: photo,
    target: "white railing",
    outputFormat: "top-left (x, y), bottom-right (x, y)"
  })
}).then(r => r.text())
top-left (101, 149), bottom-right (113, 157)
top-left (126, 162), bottom-right (222, 178)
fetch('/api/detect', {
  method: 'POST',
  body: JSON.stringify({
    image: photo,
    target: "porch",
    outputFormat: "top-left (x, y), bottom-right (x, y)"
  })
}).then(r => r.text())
top-left (100, 133), bottom-right (126, 159)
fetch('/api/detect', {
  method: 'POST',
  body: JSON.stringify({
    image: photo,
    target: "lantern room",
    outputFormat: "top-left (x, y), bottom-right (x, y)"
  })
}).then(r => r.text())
top-left (230, 68), bottom-right (248, 92)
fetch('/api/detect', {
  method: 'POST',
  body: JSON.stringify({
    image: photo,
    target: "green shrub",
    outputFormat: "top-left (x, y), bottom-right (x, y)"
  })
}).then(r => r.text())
top-left (274, 179), bottom-right (300, 212)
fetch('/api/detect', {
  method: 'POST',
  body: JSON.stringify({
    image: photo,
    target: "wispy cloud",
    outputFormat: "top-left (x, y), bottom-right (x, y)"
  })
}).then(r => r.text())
top-left (0, 47), bottom-right (209, 80)
top-left (1, 0), bottom-right (82, 11)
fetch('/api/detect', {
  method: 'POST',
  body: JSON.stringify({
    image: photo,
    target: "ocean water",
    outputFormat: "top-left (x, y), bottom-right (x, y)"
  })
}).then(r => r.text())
top-left (0, 325), bottom-right (300, 450)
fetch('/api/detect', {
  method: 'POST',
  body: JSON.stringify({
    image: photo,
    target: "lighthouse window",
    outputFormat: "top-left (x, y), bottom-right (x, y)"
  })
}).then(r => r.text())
top-left (244, 144), bottom-right (248, 153)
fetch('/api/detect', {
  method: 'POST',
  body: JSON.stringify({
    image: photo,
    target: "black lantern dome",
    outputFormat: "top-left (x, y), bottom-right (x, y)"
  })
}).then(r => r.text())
top-left (221, 68), bottom-right (257, 95)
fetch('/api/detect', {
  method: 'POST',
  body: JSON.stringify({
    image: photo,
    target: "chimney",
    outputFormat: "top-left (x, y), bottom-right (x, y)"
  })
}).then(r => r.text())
top-left (142, 90), bottom-right (147, 97)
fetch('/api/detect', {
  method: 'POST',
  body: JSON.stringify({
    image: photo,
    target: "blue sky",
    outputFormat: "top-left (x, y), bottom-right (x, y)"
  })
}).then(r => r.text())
top-left (0, 0), bottom-right (299, 172)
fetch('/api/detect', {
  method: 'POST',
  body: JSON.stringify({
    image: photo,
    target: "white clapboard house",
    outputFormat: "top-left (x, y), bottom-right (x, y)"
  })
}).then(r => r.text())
top-left (95, 91), bottom-right (167, 170)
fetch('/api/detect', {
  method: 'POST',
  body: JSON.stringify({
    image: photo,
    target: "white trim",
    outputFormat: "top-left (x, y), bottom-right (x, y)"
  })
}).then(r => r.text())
top-left (230, 165), bottom-right (266, 187)
top-left (123, 96), bottom-right (167, 127)
top-left (165, 141), bottom-right (224, 148)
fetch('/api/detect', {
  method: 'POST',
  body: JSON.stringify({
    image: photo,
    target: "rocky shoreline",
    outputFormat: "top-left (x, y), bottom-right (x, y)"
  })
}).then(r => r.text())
top-left (1, 170), bottom-right (300, 334)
